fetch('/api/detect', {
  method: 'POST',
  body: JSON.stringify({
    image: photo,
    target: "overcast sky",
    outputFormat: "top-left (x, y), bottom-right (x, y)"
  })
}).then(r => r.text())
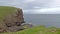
top-left (0, 0), bottom-right (60, 14)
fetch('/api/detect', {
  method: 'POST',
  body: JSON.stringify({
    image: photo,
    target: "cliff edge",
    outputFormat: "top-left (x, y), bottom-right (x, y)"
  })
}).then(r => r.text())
top-left (0, 6), bottom-right (25, 32)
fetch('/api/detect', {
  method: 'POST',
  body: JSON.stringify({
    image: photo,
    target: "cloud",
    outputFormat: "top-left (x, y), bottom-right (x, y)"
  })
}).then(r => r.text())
top-left (0, 0), bottom-right (19, 6)
top-left (33, 6), bottom-right (41, 9)
top-left (23, 7), bottom-right (60, 14)
top-left (47, 0), bottom-right (60, 7)
top-left (0, 0), bottom-right (60, 14)
top-left (23, 0), bottom-right (60, 14)
top-left (23, 0), bottom-right (36, 3)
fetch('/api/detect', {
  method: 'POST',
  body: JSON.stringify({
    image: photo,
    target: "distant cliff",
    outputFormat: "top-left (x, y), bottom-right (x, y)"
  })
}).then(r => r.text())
top-left (0, 6), bottom-right (25, 32)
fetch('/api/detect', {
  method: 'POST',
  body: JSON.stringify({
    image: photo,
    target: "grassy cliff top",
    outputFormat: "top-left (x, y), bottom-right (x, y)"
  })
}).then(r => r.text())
top-left (0, 6), bottom-right (19, 27)
top-left (0, 6), bottom-right (17, 20)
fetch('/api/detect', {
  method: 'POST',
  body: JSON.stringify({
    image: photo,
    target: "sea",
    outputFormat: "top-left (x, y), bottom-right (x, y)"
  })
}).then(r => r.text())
top-left (23, 14), bottom-right (60, 28)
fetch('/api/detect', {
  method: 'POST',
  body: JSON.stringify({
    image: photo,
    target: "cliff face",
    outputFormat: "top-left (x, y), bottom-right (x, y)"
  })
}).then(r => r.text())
top-left (4, 8), bottom-right (24, 27)
top-left (0, 7), bottom-right (25, 32)
top-left (5, 8), bottom-right (25, 32)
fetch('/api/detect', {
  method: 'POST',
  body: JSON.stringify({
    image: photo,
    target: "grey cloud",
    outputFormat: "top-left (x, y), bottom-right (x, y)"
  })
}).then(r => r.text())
top-left (21, 0), bottom-right (53, 10)
top-left (0, 0), bottom-right (54, 10)
top-left (0, 0), bottom-right (60, 14)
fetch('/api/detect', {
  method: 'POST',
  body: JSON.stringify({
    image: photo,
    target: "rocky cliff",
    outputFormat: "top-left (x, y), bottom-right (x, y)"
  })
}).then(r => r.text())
top-left (0, 6), bottom-right (25, 32)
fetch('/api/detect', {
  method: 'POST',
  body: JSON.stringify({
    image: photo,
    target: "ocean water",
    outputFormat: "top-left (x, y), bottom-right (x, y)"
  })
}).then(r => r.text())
top-left (23, 14), bottom-right (60, 28)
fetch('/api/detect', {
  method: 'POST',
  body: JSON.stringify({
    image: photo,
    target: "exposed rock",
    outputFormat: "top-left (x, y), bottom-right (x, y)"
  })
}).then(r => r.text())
top-left (5, 8), bottom-right (25, 32)
top-left (4, 8), bottom-right (25, 27)
top-left (6, 26), bottom-right (24, 32)
top-left (0, 8), bottom-right (25, 32)
top-left (21, 23), bottom-right (33, 29)
top-left (0, 28), bottom-right (6, 33)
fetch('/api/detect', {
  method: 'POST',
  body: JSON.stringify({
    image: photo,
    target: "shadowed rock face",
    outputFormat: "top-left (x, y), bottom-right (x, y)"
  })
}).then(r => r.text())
top-left (0, 8), bottom-right (25, 32)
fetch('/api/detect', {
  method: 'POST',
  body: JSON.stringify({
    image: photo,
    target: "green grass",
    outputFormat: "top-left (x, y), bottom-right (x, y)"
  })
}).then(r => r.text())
top-left (1, 26), bottom-right (60, 34)
top-left (0, 6), bottom-right (17, 20)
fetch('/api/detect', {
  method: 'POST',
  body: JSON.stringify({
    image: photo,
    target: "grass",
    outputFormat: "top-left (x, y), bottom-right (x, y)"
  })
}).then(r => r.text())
top-left (0, 6), bottom-right (17, 20)
top-left (0, 26), bottom-right (60, 34)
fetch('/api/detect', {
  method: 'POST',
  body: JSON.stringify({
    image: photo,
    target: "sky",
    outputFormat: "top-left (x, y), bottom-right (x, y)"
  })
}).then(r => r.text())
top-left (0, 0), bottom-right (60, 14)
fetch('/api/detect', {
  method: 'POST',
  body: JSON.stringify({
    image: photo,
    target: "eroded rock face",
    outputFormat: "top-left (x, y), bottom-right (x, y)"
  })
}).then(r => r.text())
top-left (2, 8), bottom-right (25, 32)
top-left (5, 8), bottom-right (24, 26)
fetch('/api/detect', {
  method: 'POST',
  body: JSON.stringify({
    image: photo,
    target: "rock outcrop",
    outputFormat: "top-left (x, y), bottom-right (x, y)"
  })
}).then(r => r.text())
top-left (5, 8), bottom-right (25, 32)
top-left (0, 7), bottom-right (25, 32)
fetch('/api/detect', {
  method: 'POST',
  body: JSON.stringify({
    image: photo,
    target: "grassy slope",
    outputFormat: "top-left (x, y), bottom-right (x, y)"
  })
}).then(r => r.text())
top-left (0, 6), bottom-right (17, 20)
top-left (1, 26), bottom-right (60, 34)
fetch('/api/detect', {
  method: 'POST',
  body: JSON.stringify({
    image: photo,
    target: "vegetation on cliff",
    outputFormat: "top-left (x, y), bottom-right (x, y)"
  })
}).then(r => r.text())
top-left (0, 6), bottom-right (17, 20)
top-left (0, 26), bottom-right (60, 34)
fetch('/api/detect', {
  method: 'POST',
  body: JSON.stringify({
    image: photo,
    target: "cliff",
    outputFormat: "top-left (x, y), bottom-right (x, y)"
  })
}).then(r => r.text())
top-left (0, 6), bottom-right (25, 32)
